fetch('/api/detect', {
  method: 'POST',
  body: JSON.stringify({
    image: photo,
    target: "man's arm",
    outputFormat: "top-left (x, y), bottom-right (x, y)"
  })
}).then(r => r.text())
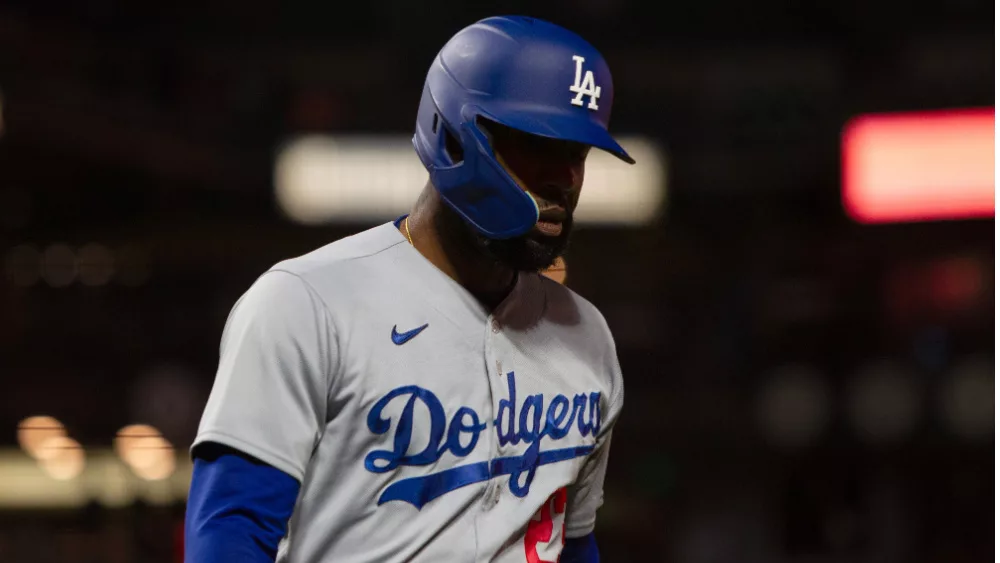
top-left (561, 311), bottom-right (625, 563)
top-left (185, 270), bottom-right (335, 561)
top-left (561, 403), bottom-right (618, 563)
top-left (186, 445), bottom-right (300, 562)
top-left (562, 431), bottom-right (616, 549)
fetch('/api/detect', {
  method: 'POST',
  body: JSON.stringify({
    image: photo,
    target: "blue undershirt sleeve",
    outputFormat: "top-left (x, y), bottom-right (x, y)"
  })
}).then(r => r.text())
top-left (562, 532), bottom-right (600, 563)
top-left (185, 443), bottom-right (301, 563)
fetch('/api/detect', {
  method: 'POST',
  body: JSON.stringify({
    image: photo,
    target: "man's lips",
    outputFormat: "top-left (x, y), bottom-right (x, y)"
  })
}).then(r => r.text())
top-left (534, 207), bottom-right (567, 236)
top-left (534, 220), bottom-right (563, 236)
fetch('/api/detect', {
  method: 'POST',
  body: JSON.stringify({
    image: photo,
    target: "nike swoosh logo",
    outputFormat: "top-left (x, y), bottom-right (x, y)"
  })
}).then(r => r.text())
top-left (391, 323), bottom-right (429, 345)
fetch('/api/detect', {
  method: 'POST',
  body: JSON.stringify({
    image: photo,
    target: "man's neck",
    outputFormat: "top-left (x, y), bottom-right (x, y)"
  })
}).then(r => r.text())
top-left (402, 203), bottom-right (517, 311)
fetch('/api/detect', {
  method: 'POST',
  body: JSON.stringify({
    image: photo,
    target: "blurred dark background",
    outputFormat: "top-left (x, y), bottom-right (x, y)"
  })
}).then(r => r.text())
top-left (0, 1), bottom-right (993, 562)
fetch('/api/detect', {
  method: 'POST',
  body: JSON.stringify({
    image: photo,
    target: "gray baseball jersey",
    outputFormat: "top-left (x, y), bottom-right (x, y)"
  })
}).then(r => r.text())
top-left (193, 219), bottom-right (624, 563)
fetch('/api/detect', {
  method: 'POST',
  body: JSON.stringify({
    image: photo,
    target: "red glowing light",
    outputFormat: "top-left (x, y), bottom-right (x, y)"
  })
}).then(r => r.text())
top-left (842, 108), bottom-right (995, 223)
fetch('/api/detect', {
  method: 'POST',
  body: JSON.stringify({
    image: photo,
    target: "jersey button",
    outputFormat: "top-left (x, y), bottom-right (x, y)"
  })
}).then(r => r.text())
top-left (490, 320), bottom-right (501, 334)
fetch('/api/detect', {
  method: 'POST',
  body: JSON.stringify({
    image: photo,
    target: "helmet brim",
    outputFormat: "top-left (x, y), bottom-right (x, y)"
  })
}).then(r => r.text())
top-left (478, 106), bottom-right (636, 165)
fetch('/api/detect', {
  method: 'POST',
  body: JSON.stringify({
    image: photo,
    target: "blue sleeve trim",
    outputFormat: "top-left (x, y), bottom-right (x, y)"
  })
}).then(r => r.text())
top-left (185, 444), bottom-right (301, 563)
top-left (562, 532), bottom-right (600, 563)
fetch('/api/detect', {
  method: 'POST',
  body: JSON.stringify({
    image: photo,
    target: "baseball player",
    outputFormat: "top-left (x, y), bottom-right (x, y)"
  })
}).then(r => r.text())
top-left (185, 15), bottom-right (634, 563)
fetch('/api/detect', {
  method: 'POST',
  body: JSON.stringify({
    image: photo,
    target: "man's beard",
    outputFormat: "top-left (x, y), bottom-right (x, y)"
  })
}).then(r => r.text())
top-left (435, 204), bottom-right (574, 272)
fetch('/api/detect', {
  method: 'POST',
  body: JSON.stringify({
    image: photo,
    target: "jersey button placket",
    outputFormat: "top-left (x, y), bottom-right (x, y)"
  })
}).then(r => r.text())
top-left (483, 316), bottom-right (502, 510)
top-left (489, 320), bottom-right (504, 455)
top-left (488, 320), bottom-right (506, 510)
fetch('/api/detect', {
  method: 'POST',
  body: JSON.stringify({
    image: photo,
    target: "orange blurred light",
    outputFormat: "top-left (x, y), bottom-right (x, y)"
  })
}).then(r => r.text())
top-left (37, 436), bottom-right (86, 480)
top-left (130, 445), bottom-right (176, 481)
top-left (114, 424), bottom-right (162, 461)
top-left (115, 424), bottom-right (176, 480)
top-left (841, 108), bottom-right (995, 223)
top-left (17, 416), bottom-right (67, 459)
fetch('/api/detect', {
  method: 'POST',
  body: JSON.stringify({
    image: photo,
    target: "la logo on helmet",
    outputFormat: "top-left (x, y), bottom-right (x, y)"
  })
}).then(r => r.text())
top-left (569, 55), bottom-right (601, 111)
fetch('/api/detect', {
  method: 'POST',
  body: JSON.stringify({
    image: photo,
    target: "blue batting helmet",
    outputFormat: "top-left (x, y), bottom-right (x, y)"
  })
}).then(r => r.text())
top-left (413, 16), bottom-right (635, 239)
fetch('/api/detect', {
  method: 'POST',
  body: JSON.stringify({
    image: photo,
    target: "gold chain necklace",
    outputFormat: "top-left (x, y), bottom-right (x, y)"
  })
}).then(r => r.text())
top-left (404, 217), bottom-right (414, 246)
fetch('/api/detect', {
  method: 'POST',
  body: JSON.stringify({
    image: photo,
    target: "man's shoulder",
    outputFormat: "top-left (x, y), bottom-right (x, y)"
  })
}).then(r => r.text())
top-left (227, 222), bottom-right (405, 333)
top-left (537, 275), bottom-right (612, 334)
top-left (536, 275), bottom-right (624, 415)
top-left (268, 221), bottom-right (405, 282)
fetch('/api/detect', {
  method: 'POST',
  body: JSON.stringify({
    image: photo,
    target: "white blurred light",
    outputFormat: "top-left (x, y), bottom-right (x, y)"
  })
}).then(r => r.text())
top-left (36, 436), bottom-right (85, 480)
top-left (274, 134), bottom-right (666, 226)
top-left (77, 243), bottom-right (115, 286)
top-left (846, 361), bottom-right (921, 443)
top-left (573, 138), bottom-right (666, 225)
top-left (4, 245), bottom-right (41, 287)
top-left (95, 459), bottom-right (132, 508)
top-left (0, 447), bottom-right (194, 509)
top-left (170, 455), bottom-right (195, 498)
top-left (42, 244), bottom-right (77, 287)
top-left (756, 365), bottom-right (831, 448)
top-left (17, 415), bottom-right (67, 459)
top-left (939, 357), bottom-right (993, 439)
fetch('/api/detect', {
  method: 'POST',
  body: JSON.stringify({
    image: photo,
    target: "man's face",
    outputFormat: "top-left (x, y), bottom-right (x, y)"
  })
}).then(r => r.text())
top-left (473, 121), bottom-right (590, 272)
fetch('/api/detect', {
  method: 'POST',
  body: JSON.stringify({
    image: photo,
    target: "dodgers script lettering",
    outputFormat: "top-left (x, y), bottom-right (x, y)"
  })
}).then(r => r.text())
top-left (363, 371), bottom-right (601, 509)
